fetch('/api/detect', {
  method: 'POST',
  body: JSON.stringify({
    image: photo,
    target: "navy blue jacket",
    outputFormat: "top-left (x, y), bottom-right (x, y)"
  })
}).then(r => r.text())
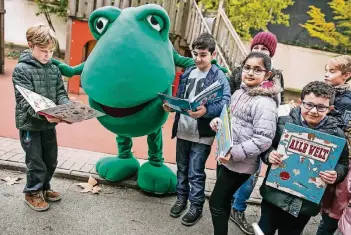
top-left (172, 64), bottom-right (231, 139)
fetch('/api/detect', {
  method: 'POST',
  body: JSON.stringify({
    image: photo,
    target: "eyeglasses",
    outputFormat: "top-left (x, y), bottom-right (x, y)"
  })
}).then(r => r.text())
top-left (302, 101), bottom-right (330, 112)
top-left (242, 65), bottom-right (267, 75)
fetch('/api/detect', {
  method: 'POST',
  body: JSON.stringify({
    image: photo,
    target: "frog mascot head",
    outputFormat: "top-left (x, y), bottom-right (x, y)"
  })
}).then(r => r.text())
top-left (84, 5), bottom-right (174, 137)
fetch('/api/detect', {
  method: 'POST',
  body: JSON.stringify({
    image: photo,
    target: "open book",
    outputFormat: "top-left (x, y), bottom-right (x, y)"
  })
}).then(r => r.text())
top-left (216, 104), bottom-right (233, 158)
top-left (15, 85), bottom-right (105, 124)
top-left (158, 81), bottom-right (224, 116)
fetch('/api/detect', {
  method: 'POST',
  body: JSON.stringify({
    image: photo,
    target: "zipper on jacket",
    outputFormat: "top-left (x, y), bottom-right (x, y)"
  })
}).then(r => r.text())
top-left (44, 66), bottom-right (50, 98)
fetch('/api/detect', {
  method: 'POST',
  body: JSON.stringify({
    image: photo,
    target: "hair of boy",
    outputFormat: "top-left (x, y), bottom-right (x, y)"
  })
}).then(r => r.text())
top-left (241, 52), bottom-right (272, 78)
top-left (327, 55), bottom-right (351, 79)
top-left (250, 32), bottom-right (278, 57)
top-left (301, 81), bottom-right (335, 105)
top-left (26, 24), bottom-right (57, 49)
top-left (191, 32), bottom-right (216, 54)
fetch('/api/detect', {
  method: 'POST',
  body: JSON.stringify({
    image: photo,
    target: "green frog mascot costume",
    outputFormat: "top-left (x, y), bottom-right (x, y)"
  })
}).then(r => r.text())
top-left (53, 4), bottom-right (227, 195)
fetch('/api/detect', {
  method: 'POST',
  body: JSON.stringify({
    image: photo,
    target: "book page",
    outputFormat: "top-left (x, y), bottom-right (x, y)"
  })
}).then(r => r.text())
top-left (41, 102), bottom-right (105, 123)
top-left (190, 83), bottom-right (223, 110)
top-left (190, 80), bottom-right (220, 103)
top-left (15, 85), bottom-right (56, 112)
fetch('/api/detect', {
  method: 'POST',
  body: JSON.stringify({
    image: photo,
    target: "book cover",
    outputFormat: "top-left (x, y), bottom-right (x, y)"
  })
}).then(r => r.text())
top-left (158, 81), bottom-right (223, 116)
top-left (216, 104), bottom-right (233, 158)
top-left (266, 123), bottom-right (346, 204)
top-left (15, 85), bottom-right (105, 123)
top-left (157, 93), bottom-right (191, 116)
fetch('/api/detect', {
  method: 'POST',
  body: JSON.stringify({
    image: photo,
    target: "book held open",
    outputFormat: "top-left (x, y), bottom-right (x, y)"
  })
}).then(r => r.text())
top-left (15, 85), bottom-right (105, 124)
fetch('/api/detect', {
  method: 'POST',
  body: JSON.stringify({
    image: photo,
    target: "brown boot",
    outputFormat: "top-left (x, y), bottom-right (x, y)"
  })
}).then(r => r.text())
top-left (45, 189), bottom-right (61, 202)
top-left (24, 191), bottom-right (49, 212)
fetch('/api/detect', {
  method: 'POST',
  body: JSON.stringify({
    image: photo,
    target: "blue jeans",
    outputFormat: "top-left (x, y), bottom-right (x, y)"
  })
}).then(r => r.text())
top-left (20, 129), bottom-right (58, 193)
top-left (176, 138), bottom-right (211, 209)
top-left (232, 163), bottom-right (261, 211)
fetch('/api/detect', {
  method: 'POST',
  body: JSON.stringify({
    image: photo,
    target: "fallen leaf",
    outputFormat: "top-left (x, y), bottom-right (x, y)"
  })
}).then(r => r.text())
top-left (76, 175), bottom-right (101, 194)
top-left (91, 186), bottom-right (101, 194)
top-left (1, 176), bottom-right (22, 185)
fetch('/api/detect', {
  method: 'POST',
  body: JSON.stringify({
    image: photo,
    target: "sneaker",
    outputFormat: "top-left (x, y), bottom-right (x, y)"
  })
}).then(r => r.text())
top-left (181, 205), bottom-right (202, 226)
top-left (230, 208), bottom-right (254, 235)
top-left (170, 199), bottom-right (187, 218)
top-left (44, 189), bottom-right (61, 202)
top-left (24, 191), bottom-right (49, 212)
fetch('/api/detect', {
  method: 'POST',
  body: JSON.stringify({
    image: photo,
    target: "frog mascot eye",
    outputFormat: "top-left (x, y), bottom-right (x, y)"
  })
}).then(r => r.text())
top-left (88, 6), bottom-right (122, 40)
top-left (146, 15), bottom-right (163, 32)
top-left (95, 17), bottom-right (109, 35)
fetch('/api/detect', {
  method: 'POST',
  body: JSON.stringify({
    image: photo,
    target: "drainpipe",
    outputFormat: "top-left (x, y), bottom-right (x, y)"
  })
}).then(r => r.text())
top-left (0, 0), bottom-right (5, 74)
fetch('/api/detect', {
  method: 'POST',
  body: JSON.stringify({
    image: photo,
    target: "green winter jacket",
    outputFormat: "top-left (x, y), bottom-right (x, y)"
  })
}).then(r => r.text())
top-left (12, 50), bottom-right (69, 131)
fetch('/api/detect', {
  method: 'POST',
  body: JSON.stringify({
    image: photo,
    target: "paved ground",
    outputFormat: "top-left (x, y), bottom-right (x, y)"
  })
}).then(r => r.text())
top-left (0, 136), bottom-right (263, 202)
top-left (0, 168), bottom-right (320, 235)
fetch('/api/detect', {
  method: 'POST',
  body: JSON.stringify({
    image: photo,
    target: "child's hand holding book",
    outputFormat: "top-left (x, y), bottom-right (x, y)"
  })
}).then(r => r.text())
top-left (218, 152), bottom-right (231, 164)
top-left (210, 117), bottom-right (222, 132)
top-left (268, 151), bottom-right (283, 165)
top-left (319, 170), bottom-right (338, 184)
top-left (188, 105), bottom-right (207, 119)
top-left (162, 103), bottom-right (174, 113)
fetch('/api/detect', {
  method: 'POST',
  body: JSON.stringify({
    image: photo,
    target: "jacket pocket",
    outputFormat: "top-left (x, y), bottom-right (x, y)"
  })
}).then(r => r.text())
top-left (198, 118), bottom-right (216, 137)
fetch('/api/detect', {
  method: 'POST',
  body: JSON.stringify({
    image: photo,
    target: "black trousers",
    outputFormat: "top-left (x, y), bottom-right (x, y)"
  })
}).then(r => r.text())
top-left (258, 199), bottom-right (311, 235)
top-left (209, 165), bottom-right (251, 235)
top-left (316, 212), bottom-right (339, 235)
top-left (20, 129), bottom-right (58, 193)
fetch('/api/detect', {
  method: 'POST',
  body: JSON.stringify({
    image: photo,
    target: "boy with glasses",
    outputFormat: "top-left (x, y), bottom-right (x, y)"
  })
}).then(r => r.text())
top-left (258, 81), bottom-right (349, 235)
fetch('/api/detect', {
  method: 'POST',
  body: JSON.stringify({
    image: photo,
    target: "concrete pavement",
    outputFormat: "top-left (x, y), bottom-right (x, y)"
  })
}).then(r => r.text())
top-left (0, 136), bottom-right (263, 203)
top-left (0, 168), bottom-right (321, 235)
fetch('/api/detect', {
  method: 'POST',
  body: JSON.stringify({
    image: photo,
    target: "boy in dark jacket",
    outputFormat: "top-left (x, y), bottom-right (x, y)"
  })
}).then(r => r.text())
top-left (163, 33), bottom-right (231, 226)
top-left (12, 24), bottom-right (70, 212)
top-left (316, 55), bottom-right (351, 234)
top-left (258, 81), bottom-right (349, 235)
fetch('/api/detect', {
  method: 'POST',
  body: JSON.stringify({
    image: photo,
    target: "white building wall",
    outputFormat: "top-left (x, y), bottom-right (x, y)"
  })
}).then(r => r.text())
top-left (4, 0), bottom-right (67, 50)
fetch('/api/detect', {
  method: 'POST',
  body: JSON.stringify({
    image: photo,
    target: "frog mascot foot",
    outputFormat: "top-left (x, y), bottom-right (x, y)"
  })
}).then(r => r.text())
top-left (138, 161), bottom-right (176, 195)
top-left (96, 156), bottom-right (140, 181)
top-left (137, 128), bottom-right (176, 194)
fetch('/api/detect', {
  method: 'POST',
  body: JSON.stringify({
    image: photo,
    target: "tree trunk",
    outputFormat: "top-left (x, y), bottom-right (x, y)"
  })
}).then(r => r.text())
top-left (43, 8), bottom-right (62, 58)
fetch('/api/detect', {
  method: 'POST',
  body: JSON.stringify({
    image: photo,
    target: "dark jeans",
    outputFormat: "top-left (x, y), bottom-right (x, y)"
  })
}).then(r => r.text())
top-left (258, 199), bottom-right (311, 235)
top-left (316, 212), bottom-right (339, 235)
top-left (20, 129), bottom-right (58, 193)
top-left (176, 138), bottom-right (211, 209)
top-left (209, 165), bottom-right (251, 235)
